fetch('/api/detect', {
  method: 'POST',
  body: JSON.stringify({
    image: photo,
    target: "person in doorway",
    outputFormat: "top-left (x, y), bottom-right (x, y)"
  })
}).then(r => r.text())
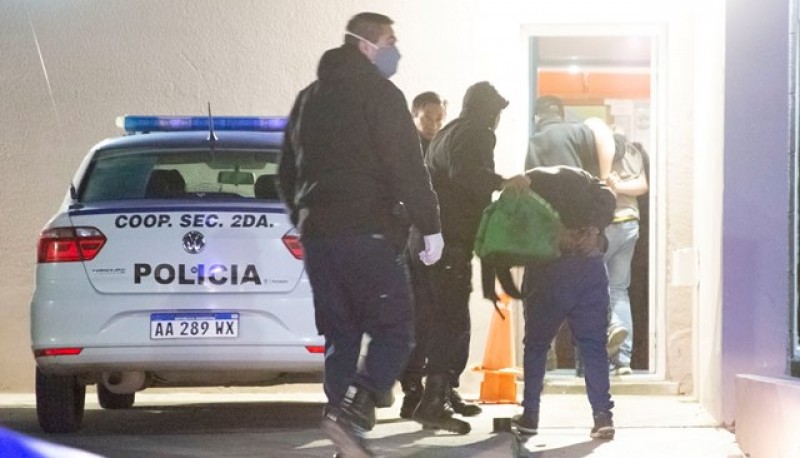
top-left (414, 81), bottom-right (530, 433)
top-left (525, 95), bottom-right (616, 376)
top-left (604, 133), bottom-right (649, 375)
top-left (525, 94), bottom-right (615, 179)
top-left (398, 91), bottom-right (448, 420)
top-left (277, 12), bottom-right (443, 457)
top-left (513, 165), bottom-right (617, 440)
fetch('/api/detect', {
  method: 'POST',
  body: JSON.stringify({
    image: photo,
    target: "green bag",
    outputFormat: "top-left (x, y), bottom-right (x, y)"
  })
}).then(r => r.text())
top-left (474, 188), bottom-right (562, 267)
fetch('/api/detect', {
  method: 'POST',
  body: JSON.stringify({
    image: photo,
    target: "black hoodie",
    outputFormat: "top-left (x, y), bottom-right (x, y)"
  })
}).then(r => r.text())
top-left (425, 81), bottom-right (508, 248)
top-left (278, 44), bottom-right (440, 240)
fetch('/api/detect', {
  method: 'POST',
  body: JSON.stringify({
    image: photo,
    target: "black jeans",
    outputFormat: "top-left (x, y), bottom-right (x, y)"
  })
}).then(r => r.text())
top-left (400, 249), bottom-right (434, 386)
top-left (424, 244), bottom-right (473, 387)
top-left (303, 234), bottom-right (414, 406)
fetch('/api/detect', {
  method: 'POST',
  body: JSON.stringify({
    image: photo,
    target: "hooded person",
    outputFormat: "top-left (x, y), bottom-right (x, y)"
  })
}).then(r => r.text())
top-left (411, 81), bottom-right (529, 433)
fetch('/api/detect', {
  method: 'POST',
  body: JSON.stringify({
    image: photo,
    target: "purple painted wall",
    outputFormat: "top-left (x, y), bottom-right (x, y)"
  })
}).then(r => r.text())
top-left (723, 0), bottom-right (793, 422)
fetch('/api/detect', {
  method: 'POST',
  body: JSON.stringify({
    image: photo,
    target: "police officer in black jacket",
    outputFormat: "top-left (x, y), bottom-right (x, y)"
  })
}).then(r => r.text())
top-left (413, 81), bottom-right (529, 433)
top-left (278, 12), bottom-right (443, 457)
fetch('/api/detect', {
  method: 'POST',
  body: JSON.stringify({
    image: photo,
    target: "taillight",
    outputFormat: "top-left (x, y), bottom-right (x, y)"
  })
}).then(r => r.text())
top-left (34, 347), bottom-right (83, 357)
top-left (37, 227), bottom-right (106, 263)
top-left (281, 232), bottom-right (304, 260)
top-left (305, 345), bottom-right (325, 354)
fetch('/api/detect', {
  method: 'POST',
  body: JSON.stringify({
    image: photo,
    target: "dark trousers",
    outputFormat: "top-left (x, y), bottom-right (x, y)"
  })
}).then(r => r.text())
top-left (424, 244), bottom-right (473, 387)
top-left (302, 234), bottom-right (414, 406)
top-left (521, 254), bottom-right (614, 415)
top-left (400, 250), bottom-right (434, 386)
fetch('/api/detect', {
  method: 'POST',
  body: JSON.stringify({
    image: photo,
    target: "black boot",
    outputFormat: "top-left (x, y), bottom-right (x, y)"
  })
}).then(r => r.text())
top-left (412, 374), bottom-right (471, 434)
top-left (321, 385), bottom-right (376, 458)
top-left (374, 387), bottom-right (395, 408)
top-left (399, 377), bottom-right (423, 419)
top-left (449, 387), bottom-right (482, 417)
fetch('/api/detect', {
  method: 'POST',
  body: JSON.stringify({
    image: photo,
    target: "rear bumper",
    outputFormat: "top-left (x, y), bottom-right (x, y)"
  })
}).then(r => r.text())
top-left (35, 344), bottom-right (324, 376)
top-left (30, 265), bottom-right (323, 385)
top-left (31, 271), bottom-right (318, 347)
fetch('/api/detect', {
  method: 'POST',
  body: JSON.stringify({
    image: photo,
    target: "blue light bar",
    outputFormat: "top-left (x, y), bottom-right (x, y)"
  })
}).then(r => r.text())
top-left (116, 115), bottom-right (288, 133)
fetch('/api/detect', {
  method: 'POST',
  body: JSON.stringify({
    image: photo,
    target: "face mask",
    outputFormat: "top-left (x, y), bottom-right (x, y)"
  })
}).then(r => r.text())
top-left (345, 31), bottom-right (401, 78)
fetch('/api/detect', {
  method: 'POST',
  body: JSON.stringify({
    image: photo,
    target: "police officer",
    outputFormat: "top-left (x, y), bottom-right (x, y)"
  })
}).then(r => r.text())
top-left (278, 12), bottom-right (443, 457)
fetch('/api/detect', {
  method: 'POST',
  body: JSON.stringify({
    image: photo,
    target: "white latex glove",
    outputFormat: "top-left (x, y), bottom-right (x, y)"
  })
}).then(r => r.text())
top-left (419, 232), bottom-right (444, 266)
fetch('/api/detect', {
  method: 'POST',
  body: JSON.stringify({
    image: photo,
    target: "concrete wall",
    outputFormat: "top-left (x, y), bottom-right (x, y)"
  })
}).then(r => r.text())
top-left (693, 0), bottom-right (727, 420)
top-left (2, 0), bottom-right (705, 409)
top-left (736, 375), bottom-right (800, 458)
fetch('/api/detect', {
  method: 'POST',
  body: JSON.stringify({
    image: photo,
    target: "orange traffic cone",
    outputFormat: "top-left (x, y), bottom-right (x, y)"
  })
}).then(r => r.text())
top-left (473, 290), bottom-right (522, 404)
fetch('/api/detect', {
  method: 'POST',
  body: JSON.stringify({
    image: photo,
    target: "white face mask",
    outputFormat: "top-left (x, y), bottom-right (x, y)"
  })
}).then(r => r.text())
top-left (345, 31), bottom-right (401, 78)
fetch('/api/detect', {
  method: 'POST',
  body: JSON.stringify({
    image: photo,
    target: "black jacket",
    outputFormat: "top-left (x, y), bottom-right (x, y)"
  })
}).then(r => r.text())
top-left (526, 166), bottom-right (615, 230)
top-left (525, 118), bottom-right (600, 177)
top-left (425, 82), bottom-right (506, 248)
top-left (278, 44), bottom-right (440, 239)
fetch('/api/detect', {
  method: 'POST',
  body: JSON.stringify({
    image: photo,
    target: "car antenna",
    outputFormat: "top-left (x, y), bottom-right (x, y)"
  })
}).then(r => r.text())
top-left (68, 183), bottom-right (83, 209)
top-left (207, 102), bottom-right (218, 145)
top-left (207, 102), bottom-right (217, 160)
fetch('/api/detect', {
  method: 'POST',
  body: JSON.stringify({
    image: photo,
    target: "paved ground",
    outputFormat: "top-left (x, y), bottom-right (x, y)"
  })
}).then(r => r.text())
top-left (0, 386), bottom-right (745, 457)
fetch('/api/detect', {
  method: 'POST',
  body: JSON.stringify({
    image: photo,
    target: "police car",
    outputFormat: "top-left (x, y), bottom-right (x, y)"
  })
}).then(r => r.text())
top-left (30, 115), bottom-right (324, 433)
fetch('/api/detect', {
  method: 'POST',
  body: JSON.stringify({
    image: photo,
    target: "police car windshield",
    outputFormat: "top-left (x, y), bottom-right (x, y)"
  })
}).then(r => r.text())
top-left (79, 148), bottom-right (280, 202)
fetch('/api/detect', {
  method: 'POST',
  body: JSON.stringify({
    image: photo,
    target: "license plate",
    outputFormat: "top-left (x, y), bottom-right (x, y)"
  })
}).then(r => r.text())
top-left (150, 312), bottom-right (239, 339)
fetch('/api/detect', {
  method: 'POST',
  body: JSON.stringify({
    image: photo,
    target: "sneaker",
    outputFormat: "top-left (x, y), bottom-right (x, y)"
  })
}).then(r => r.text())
top-left (511, 413), bottom-right (538, 435)
top-left (590, 411), bottom-right (615, 440)
top-left (606, 325), bottom-right (628, 356)
top-left (612, 365), bottom-right (632, 376)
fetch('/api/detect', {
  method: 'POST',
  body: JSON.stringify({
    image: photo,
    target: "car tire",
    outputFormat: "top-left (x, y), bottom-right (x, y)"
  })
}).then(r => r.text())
top-left (35, 367), bottom-right (86, 433)
top-left (97, 383), bottom-right (135, 409)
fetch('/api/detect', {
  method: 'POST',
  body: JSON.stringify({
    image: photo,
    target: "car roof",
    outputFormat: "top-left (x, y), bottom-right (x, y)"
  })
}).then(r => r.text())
top-left (92, 130), bottom-right (284, 153)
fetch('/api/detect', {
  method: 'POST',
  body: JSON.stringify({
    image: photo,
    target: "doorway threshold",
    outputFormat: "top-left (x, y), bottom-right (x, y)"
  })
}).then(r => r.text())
top-left (541, 369), bottom-right (680, 395)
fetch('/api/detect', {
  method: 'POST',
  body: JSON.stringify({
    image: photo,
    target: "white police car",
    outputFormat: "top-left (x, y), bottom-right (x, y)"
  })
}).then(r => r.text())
top-left (30, 115), bottom-right (324, 433)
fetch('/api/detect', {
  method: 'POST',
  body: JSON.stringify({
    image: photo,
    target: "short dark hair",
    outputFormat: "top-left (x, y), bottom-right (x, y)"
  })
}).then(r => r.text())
top-left (535, 95), bottom-right (565, 119)
top-left (411, 92), bottom-right (446, 115)
top-left (344, 12), bottom-right (393, 46)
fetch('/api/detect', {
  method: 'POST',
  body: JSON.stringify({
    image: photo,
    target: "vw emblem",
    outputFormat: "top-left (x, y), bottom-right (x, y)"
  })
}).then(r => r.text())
top-left (182, 231), bottom-right (206, 254)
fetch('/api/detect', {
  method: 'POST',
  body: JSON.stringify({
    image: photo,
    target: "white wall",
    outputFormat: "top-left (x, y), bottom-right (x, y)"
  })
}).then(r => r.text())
top-left (1, 0), bottom-right (708, 406)
top-left (693, 0), bottom-right (727, 420)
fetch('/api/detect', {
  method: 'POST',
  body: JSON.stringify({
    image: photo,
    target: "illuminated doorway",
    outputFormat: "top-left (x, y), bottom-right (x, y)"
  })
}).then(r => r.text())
top-left (523, 27), bottom-right (666, 377)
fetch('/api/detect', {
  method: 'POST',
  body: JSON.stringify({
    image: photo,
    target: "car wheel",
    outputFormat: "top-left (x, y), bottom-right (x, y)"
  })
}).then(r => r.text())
top-left (35, 367), bottom-right (86, 433)
top-left (97, 383), bottom-right (135, 409)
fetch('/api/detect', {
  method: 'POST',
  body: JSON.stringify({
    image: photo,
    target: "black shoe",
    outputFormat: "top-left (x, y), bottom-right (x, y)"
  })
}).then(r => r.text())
top-left (341, 385), bottom-right (377, 431)
top-left (399, 377), bottom-right (423, 419)
top-left (590, 411), bottom-right (615, 440)
top-left (321, 408), bottom-right (373, 458)
top-left (511, 413), bottom-right (538, 435)
top-left (400, 389), bottom-right (422, 419)
top-left (413, 375), bottom-right (471, 434)
top-left (374, 388), bottom-right (395, 408)
top-left (449, 388), bottom-right (482, 417)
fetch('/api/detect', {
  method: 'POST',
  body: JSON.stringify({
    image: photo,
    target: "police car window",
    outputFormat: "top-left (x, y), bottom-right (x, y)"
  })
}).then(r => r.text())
top-left (79, 149), bottom-right (279, 202)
